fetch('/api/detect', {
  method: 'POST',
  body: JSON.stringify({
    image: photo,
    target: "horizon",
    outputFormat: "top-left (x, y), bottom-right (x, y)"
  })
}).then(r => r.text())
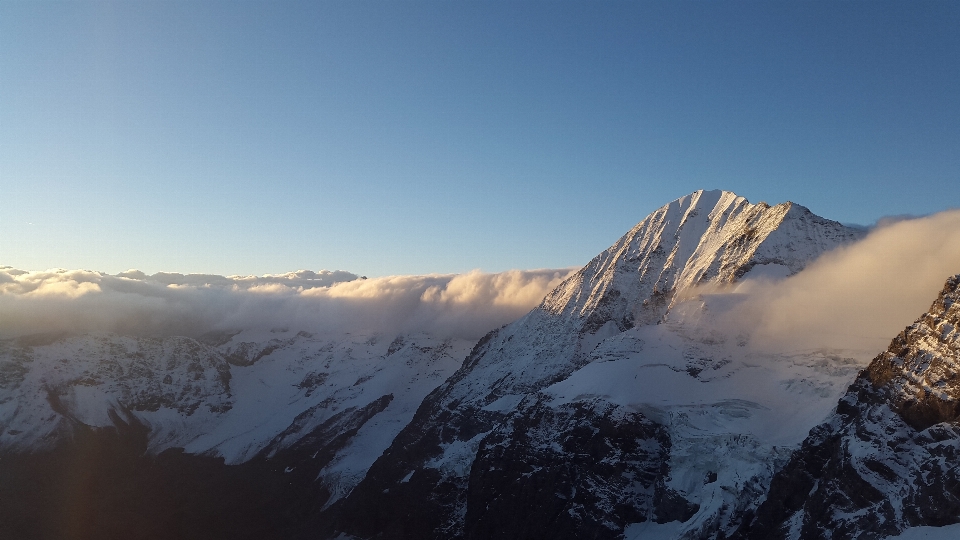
top-left (3, 1), bottom-right (959, 277)
top-left (0, 187), bottom-right (950, 278)
top-left (4, 205), bottom-right (960, 356)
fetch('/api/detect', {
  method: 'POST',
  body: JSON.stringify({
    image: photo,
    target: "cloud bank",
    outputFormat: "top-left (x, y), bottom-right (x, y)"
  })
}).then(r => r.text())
top-left (695, 209), bottom-right (960, 355)
top-left (3, 209), bottom-right (958, 351)
top-left (0, 267), bottom-right (577, 341)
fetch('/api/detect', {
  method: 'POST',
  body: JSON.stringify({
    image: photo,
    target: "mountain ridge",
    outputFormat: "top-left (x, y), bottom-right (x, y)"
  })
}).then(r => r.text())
top-left (5, 189), bottom-right (956, 540)
top-left (329, 189), bottom-right (868, 539)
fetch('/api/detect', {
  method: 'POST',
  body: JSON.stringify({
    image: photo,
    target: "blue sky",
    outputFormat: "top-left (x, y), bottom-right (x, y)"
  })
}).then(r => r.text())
top-left (2, 0), bottom-right (959, 276)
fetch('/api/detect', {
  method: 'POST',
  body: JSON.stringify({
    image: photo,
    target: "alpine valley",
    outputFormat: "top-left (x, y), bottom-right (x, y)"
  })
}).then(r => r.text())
top-left (2, 190), bottom-right (959, 540)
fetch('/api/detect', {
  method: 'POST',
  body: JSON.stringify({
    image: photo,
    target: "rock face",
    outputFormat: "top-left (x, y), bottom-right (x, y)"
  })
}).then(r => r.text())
top-left (737, 275), bottom-right (960, 540)
top-left (331, 190), bottom-right (866, 539)
top-left (463, 397), bottom-right (697, 540)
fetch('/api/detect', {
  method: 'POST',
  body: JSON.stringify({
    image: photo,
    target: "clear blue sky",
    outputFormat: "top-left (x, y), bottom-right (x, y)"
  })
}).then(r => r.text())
top-left (2, 1), bottom-right (959, 276)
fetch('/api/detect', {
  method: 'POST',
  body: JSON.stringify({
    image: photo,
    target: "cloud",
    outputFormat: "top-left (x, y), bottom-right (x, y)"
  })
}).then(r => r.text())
top-left (3, 209), bottom-right (956, 351)
top-left (692, 209), bottom-right (960, 355)
top-left (0, 267), bottom-right (577, 341)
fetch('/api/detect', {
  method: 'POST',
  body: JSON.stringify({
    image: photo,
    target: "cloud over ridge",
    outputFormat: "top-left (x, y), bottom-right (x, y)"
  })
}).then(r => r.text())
top-left (3, 209), bottom-right (958, 351)
top-left (687, 209), bottom-right (960, 355)
top-left (0, 267), bottom-right (578, 340)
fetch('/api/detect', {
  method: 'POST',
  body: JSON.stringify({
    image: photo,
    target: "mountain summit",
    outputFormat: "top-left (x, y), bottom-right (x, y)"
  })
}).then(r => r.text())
top-left (462, 190), bottom-right (864, 403)
top-left (331, 190), bottom-right (867, 539)
top-left (545, 189), bottom-right (861, 332)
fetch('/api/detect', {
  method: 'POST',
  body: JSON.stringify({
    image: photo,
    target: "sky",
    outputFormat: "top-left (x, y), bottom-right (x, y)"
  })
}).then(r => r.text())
top-left (2, 0), bottom-right (959, 277)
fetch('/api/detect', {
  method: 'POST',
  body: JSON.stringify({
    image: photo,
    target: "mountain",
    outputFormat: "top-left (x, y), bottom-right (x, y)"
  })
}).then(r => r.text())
top-left (329, 190), bottom-right (869, 539)
top-left (735, 274), bottom-right (960, 540)
top-left (0, 328), bottom-right (472, 538)
top-left (7, 189), bottom-right (955, 540)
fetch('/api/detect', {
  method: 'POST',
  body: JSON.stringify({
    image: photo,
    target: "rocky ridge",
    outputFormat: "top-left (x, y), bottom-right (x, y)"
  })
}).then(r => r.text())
top-left (737, 274), bottom-right (960, 540)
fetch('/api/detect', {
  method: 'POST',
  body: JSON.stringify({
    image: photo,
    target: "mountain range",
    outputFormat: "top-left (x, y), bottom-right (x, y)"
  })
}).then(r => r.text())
top-left (1, 190), bottom-right (958, 540)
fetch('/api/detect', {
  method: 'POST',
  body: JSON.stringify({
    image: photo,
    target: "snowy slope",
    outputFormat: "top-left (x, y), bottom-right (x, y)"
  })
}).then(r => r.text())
top-left (887, 525), bottom-right (960, 540)
top-left (443, 190), bottom-right (863, 411)
top-left (0, 328), bottom-right (470, 502)
top-left (535, 317), bottom-right (872, 539)
top-left (332, 190), bottom-right (868, 539)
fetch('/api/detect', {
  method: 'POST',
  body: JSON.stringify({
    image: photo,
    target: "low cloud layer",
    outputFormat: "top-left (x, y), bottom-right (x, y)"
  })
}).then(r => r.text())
top-left (696, 209), bottom-right (960, 355)
top-left (3, 209), bottom-right (958, 352)
top-left (0, 267), bottom-right (577, 340)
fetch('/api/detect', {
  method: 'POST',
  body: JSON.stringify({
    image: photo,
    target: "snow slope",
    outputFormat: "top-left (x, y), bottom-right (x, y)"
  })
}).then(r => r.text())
top-left (539, 317), bottom-right (872, 539)
top-left (887, 525), bottom-right (960, 540)
top-left (0, 328), bottom-right (470, 502)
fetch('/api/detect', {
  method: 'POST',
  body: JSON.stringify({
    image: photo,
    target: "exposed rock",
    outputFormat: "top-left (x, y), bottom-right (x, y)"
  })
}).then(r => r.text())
top-left (464, 397), bottom-right (697, 540)
top-left (737, 275), bottom-right (960, 540)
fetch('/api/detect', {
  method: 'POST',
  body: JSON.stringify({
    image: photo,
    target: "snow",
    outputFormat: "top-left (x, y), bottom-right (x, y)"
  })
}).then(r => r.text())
top-left (480, 393), bottom-right (526, 412)
top-left (545, 318), bottom-right (870, 447)
top-left (536, 311), bottom-right (871, 537)
top-left (579, 319), bottom-right (621, 353)
top-left (886, 524), bottom-right (960, 539)
top-left (425, 430), bottom-right (490, 479)
top-left (0, 328), bottom-right (470, 502)
top-left (623, 520), bottom-right (685, 540)
top-left (316, 340), bottom-right (470, 504)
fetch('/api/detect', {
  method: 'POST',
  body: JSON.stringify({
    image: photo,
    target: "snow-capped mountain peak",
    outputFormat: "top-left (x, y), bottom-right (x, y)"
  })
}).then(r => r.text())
top-left (330, 190), bottom-right (868, 539)
top-left (544, 189), bottom-right (862, 332)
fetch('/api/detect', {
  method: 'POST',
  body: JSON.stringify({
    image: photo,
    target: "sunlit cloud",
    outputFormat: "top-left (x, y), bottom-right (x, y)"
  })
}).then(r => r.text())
top-left (0, 266), bottom-right (578, 340)
top-left (685, 209), bottom-right (960, 355)
top-left (4, 209), bottom-right (957, 351)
